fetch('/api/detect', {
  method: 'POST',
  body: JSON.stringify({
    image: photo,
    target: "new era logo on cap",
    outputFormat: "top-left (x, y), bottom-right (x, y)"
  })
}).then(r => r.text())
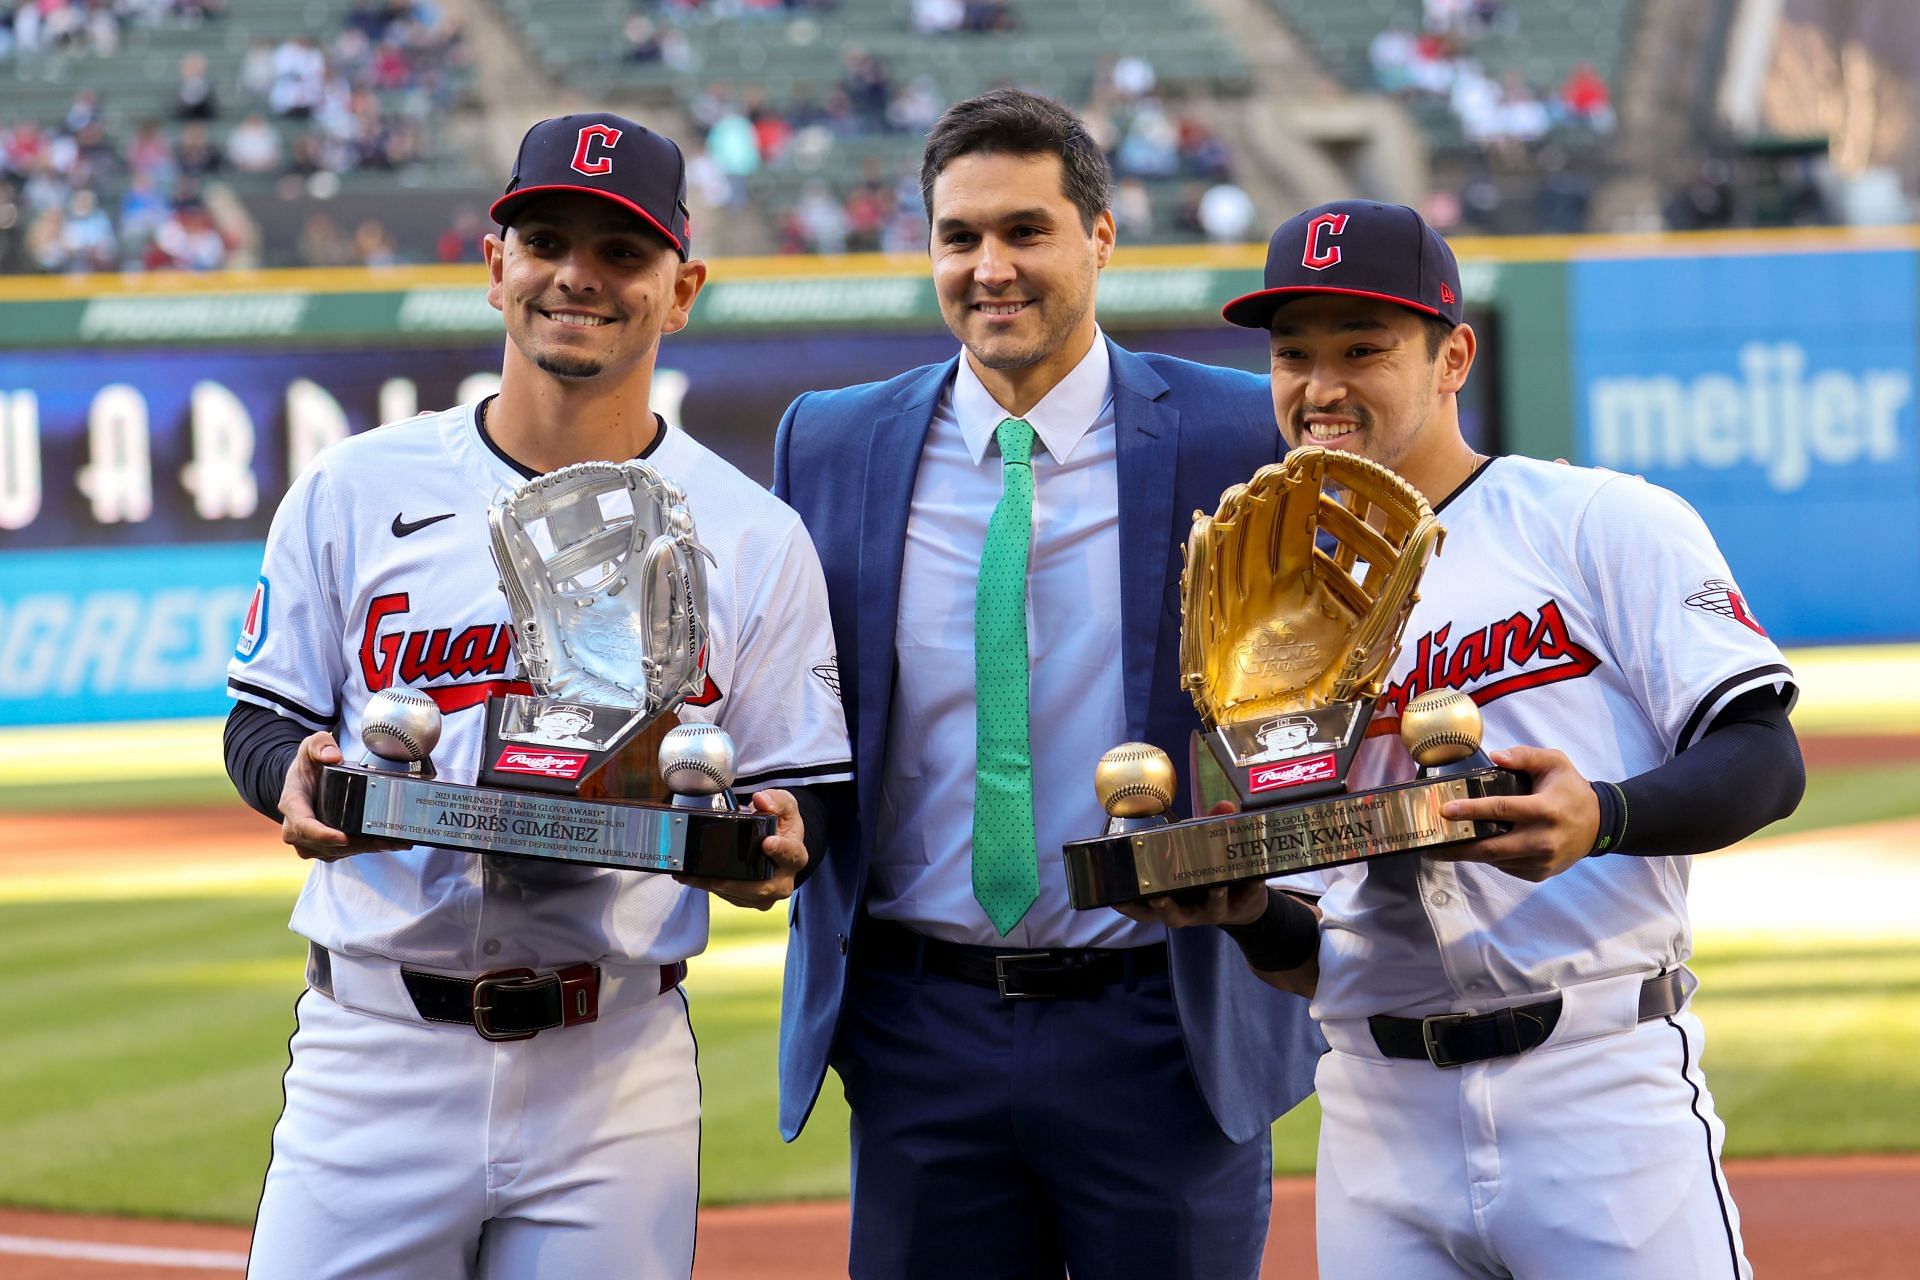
top-left (1223, 200), bottom-right (1462, 330)
top-left (490, 112), bottom-right (691, 258)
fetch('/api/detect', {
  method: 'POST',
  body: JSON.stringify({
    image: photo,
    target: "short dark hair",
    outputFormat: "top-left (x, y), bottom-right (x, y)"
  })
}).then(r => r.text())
top-left (1420, 314), bottom-right (1457, 359)
top-left (920, 88), bottom-right (1111, 233)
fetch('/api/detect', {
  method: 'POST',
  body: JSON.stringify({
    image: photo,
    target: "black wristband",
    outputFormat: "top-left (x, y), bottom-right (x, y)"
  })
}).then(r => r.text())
top-left (1588, 779), bottom-right (1627, 856)
top-left (1219, 887), bottom-right (1319, 973)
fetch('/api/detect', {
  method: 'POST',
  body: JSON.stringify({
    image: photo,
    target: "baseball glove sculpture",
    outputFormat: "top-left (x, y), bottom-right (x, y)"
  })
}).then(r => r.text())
top-left (318, 459), bottom-right (773, 884)
top-left (488, 459), bottom-right (712, 714)
top-left (1180, 446), bottom-right (1441, 727)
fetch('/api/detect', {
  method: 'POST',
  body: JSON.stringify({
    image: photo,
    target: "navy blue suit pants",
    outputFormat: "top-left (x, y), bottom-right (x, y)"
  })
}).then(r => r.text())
top-left (830, 943), bottom-right (1271, 1280)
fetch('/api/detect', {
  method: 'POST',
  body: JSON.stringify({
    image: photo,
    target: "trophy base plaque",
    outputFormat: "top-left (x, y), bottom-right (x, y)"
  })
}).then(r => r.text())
top-left (1063, 765), bottom-right (1525, 909)
top-left (319, 765), bottom-right (775, 879)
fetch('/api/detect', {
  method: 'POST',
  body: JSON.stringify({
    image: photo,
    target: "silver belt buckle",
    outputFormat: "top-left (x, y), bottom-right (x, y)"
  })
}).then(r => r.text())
top-left (1419, 1011), bottom-right (1472, 1068)
top-left (471, 967), bottom-right (546, 1041)
top-left (993, 952), bottom-right (1053, 999)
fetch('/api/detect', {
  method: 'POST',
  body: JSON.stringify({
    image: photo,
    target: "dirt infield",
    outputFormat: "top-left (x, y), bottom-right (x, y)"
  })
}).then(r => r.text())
top-left (1797, 731), bottom-right (1920, 768)
top-left (3, 1156), bottom-right (1915, 1278)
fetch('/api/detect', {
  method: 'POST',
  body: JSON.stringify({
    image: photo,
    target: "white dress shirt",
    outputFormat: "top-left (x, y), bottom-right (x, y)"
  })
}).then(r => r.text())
top-left (869, 334), bottom-right (1159, 949)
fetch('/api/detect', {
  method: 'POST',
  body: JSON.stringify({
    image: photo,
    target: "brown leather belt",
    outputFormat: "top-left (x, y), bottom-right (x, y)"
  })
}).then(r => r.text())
top-left (310, 943), bottom-right (685, 1042)
top-left (1368, 970), bottom-right (1686, 1068)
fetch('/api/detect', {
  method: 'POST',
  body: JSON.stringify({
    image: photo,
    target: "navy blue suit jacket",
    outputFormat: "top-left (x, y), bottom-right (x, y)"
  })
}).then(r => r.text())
top-left (772, 339), bottom-right (1325, 1144)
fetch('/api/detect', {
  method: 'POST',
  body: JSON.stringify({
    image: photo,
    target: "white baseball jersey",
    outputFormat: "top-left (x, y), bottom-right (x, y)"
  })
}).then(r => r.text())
top-left (1312, 456), bottom-right (1796, 1023)
top-left (227, 401), bottom-right (852, 971)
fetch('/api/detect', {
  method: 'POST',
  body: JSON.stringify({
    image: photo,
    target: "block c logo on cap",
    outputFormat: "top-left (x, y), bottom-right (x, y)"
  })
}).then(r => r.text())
top-left (571, 124), bottom-right (623, 176)
top-left (1302, 212), bottom-right (1349, 271)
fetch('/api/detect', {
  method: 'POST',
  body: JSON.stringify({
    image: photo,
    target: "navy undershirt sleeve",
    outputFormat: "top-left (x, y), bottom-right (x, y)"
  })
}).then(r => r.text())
top-left (225, 699), bottom-right (312, 822)
top-left (1589, 685), bottom-right (1804, 857)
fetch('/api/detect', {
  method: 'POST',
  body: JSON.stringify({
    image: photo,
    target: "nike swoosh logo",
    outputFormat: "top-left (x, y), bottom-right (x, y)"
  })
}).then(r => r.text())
top-left (392, 512), bottom-right (456, 537)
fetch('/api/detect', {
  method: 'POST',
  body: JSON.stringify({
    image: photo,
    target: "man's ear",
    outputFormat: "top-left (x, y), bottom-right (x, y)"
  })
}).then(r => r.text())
top-left (662, 257), bottom-right (709, 336)
top-left (1437, 322), bottom-right (1477, 395)
top-left (1092, 208), bottom-right (1116, 270)
top-left (483, 232), bottom-right (507, 313)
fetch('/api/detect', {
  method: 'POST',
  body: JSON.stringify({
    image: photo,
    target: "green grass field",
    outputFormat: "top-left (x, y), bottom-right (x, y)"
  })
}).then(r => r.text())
top-left (2, 757), bottom-right (1917, 1224)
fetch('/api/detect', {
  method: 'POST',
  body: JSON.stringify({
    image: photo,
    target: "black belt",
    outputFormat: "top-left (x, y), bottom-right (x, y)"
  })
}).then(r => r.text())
top-left (856, 918), bottom-right (1167, 999)
top-left (311, 944), bottom-right (685, 1042)
top-left (1369, 970), bottom-right (1686, 1068)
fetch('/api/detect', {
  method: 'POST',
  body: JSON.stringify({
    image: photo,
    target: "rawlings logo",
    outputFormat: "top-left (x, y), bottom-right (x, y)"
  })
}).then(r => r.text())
top-left (495, 747), bottom-right (590, 779)
top-left (1302, 212), bottom-right (1349, 270)
top-left (1684, 578), bottom-right (1767, 636)
top-left (1250, 753), bottom-right (1337, 793)
top-left (1369, 598), bottom-right (1602, 737)
top-left (571, 124), bottom-right (622, 176)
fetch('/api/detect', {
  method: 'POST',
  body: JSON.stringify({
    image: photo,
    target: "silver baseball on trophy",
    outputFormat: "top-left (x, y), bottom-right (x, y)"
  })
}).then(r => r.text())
top-left (660, 723), bottom-right (738, 809)
top-left (360, 687), bottom-right (443, 773)
top-left (318, 460), bottom-right (773, 881)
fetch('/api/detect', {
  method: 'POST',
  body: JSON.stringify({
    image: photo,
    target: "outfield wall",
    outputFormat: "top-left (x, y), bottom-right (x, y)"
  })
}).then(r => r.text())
top-left (1, 229), bottom-right (1916, 726)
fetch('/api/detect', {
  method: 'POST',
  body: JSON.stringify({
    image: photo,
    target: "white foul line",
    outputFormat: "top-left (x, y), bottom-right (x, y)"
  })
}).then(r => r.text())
top-left (0, 1233), bottom-right (246, 1271)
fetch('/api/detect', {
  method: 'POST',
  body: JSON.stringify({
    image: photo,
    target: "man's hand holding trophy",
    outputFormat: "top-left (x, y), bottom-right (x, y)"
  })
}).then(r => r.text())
top-left (1063, 447), bottom-right (1529, 909)
top-left (318, 459), bottom-right (775, 880)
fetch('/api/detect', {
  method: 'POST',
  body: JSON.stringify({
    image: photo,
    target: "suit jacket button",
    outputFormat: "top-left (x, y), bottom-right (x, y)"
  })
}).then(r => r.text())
top-left (837, 933), bottom-right (848, 955)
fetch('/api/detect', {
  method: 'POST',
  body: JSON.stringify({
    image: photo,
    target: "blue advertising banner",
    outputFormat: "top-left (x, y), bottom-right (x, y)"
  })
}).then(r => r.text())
top-left (1573, 249), bottom-right (1920, 645)
top-left (0, 543), bottom-right (261, 725)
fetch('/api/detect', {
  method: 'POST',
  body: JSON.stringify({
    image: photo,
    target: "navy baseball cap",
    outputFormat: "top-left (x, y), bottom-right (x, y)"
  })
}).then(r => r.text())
top-left (1222, 200), bottom-right (1461, 329)
top-left (490, 112), bottom-right (691, 259)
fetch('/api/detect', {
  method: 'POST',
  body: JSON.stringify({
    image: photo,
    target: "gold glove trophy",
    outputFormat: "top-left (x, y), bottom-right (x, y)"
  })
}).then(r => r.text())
top-left (319, 460), bottom-right (774, 880)
top-left (1063, 448), bottom-right (1526, 909)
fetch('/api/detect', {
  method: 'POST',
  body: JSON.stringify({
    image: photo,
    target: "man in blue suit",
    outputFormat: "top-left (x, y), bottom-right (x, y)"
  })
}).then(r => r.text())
top-left (772, 89), bottom-right (1323, 1280)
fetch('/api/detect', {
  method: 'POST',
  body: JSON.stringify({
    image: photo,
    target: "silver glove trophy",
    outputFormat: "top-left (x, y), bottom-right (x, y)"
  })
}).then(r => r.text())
top-left (319, 460), bottom-right (773, 880)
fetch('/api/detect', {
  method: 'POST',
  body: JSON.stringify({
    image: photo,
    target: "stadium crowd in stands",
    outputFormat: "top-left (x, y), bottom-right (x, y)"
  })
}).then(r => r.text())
top-left (1368, 2), bottom-right (1613, 159)
top-left (682, 42), bottom-right (1256, 255)
top-left (0, 0), bottom-right (1864, 273)
top-left (0, 0), bottom-right (467, 272)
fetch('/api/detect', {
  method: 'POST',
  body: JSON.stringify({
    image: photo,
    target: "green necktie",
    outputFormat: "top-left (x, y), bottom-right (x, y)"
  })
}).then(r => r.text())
top-left (973, 417), bottom-right (1039, 935)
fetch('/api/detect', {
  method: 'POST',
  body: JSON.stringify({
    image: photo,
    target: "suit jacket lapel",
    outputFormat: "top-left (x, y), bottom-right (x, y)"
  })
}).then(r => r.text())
top-left (854, 359), bottom-right (950, 824)
top-left (1110, 342), bottom-right (1178, 739)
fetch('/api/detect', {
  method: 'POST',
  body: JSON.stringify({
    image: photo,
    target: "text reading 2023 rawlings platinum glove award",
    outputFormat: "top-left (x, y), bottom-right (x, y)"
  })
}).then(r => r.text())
top-left (319, 460), bottom-right (774, 879)
top-left (1063, 447), bottom-right (1528, 909)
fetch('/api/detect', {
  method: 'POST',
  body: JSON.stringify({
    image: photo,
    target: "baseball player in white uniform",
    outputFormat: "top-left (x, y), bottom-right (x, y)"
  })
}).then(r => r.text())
top-left (223, 113), bottom-right (852, 1280)
top-left (1136, 201), bottom-right (1805, 1278)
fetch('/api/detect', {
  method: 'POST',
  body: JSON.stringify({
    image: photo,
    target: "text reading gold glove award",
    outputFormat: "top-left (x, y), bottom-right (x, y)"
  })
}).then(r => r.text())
top-left (319, 460), bottom-right (774, 879)
top-left (1063, 447), bottom-right (1528, 908)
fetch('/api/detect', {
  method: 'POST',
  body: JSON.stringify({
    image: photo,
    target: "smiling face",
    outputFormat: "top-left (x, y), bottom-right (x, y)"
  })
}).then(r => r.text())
top-left (929, 150), bottom-right (1113, 403)
top-left (1267, 293), bottom-right (1477, 499)
top-left (485, 191), bottom-right (703, 387)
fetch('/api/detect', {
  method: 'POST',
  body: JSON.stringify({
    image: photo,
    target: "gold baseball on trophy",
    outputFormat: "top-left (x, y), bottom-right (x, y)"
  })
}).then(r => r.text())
top-left (1094, 742), bottom-right (1177, 818)
top-left (1400, 688), bottom-right (1483, 767)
